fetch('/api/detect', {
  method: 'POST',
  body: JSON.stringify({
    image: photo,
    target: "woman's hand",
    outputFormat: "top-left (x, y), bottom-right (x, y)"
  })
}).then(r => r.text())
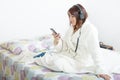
top-left (52, 33), bottom-right (61, 45)
top-left (97, 74), bottom-right (111, 80)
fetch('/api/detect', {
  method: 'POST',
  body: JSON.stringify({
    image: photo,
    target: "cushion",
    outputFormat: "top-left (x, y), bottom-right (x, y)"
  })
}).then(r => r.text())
top-left (0, 34), bottom-right (54, 55)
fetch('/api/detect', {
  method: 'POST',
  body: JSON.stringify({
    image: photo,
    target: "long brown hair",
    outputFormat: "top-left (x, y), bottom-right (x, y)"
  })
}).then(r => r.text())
top-left (68, 4), bottom-right (88, 29)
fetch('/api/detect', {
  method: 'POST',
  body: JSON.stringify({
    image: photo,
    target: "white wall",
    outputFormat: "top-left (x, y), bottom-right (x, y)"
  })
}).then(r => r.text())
top-left (85, 0), bottom-right (120, 51)
top-left (0, 0), bottom-right (120, 51)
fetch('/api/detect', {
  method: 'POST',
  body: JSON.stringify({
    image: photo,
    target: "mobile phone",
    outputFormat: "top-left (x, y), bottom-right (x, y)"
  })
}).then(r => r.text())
top-left (50, 28), bottom-right (57, 34)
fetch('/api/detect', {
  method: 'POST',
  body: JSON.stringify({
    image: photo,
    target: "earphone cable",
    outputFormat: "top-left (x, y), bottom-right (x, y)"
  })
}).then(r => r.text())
top-left (75, 30), bottom-right (81, 53)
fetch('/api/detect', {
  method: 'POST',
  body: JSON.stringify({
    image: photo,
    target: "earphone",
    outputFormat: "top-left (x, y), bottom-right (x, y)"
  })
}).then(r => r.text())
top-left (72, 4), bottom-right (84, 57)
top-left (74, 30), bottom-right (81, 53)
top-left (73, 29), bottom-right (81, 58)
top-left (75, 4), bottom-right (84, 20)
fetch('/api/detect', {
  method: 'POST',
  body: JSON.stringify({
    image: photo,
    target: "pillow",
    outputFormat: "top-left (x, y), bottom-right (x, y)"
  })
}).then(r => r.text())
top-left (0, 34), bottom-right (54, 55)
top-left (0, 40), bottom-right (31, 55)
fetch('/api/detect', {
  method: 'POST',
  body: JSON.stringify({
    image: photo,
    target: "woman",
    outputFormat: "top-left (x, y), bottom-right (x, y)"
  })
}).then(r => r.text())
top-left (35, 4), bottom-right (120, 80)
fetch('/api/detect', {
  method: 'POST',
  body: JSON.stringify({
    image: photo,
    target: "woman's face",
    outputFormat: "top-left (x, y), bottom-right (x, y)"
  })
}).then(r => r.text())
top-left (68, 12), bottom-right (76, 27)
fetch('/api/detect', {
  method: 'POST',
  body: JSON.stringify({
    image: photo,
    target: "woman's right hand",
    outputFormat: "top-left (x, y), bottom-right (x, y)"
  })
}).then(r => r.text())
top-left (52, 33), bottom-right (61, 45)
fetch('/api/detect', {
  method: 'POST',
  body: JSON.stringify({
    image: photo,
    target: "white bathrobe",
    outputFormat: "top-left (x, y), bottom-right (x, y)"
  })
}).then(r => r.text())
top-left (35, 20), bottom-right (120, 74)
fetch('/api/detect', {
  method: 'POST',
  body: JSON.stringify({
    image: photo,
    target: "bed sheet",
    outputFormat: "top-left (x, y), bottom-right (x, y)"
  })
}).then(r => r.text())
top-left (0, 48), bottom-right (107, 80)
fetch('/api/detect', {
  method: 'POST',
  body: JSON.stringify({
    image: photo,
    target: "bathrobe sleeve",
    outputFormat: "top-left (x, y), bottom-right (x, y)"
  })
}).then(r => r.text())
top-left (54, 38), bottom-right (68, 52)
top-left (86, 24), bottom-right (109, 74)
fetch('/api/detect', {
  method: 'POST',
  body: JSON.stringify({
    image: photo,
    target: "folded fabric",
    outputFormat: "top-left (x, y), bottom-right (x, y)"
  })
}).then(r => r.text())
top-left (0, 41), bottom-right (24, 55)
top-left (0, 34), bottom-right (54, 55)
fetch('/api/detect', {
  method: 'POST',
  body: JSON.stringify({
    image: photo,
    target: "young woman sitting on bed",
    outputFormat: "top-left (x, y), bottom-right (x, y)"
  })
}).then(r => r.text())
top-left (35, 3), bottom-right (120, 80)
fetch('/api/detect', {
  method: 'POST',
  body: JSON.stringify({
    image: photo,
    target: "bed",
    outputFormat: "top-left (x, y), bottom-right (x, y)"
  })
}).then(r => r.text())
top-left (0, 34), bottom-right (119, 80)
